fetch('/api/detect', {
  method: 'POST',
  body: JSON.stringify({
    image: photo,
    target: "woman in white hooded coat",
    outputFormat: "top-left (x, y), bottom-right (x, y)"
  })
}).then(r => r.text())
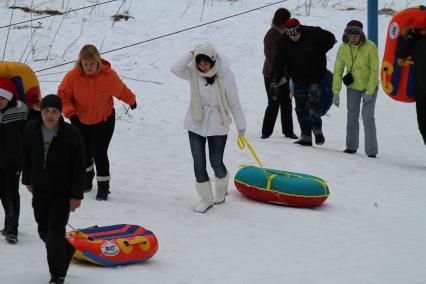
top-left (170, 43), bottom-right (246, 213)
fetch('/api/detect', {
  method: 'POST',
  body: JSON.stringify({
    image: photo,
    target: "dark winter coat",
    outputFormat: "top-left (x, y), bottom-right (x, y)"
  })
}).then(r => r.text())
top-left (416, 38), bottom-right (426, 95)
top-left (0, 100), bottom-right (28, 167)
top-left (263, 26), bottom-right (283, 77)
top-left (396, 35), bottom-right (426, 96)
top-left (22, 117), bottom-right (86, 200)
top-left (272, 25), bottom-right (336, 86)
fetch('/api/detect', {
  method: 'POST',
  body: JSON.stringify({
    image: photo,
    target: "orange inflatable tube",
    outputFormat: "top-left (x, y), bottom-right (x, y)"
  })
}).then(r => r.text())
top-left (381, 6), bottom-right (426, 103)
top-left (66, 224), bottom-right (159, 266)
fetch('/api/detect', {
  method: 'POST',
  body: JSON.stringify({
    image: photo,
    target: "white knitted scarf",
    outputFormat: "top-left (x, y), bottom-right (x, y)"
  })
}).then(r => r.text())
top-left (190, 59), bottom-right (231, 126)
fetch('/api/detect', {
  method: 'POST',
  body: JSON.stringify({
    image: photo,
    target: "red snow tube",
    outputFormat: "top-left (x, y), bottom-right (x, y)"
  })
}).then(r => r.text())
top-left (381, 6), bottom-right (426, 103)
top-left (66, 224), bottom-right (159, 266)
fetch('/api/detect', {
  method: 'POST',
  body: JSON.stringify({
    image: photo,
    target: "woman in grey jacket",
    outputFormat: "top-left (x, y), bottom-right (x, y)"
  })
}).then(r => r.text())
top-left (170, 43), bottom-right (246, 213)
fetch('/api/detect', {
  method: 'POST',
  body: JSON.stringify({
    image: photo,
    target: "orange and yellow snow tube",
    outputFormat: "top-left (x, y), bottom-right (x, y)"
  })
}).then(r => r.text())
top-left (66, 224), bottom-right (159, 266)
top-left (0, 62), bottom-right (41, 109)
top-left (381, 6), bottom-right (426, 103)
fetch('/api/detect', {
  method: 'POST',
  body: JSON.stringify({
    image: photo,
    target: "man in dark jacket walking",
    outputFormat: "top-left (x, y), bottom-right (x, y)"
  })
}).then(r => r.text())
top-left (273, 18), bottom-right (336, 146)
top-left (22, 95), bottom-right (85, 284)
top-left (0, 78), bottom-right (29, 244)
top-left (397, 29), bottom-right (426, 145)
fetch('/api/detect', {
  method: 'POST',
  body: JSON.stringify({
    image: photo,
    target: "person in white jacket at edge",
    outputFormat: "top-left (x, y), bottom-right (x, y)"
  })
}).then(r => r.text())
top-left (170, 43), bottom-right (247, 213)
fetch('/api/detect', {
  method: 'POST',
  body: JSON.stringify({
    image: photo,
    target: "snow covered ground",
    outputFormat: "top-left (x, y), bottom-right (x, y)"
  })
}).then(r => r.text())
top-left (1, 0), bottom-right (426, 283)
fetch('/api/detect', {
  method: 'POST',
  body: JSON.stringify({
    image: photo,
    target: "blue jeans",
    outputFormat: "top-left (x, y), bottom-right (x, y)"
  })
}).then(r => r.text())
top-left (188, 131), bottom-right (227, 183)
top-left (293, 82), bottom-right (322, 140)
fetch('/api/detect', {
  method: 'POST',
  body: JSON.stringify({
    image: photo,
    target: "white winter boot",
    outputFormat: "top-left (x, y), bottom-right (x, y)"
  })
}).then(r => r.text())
top-left (193, 181), bottom-right (214, 213)
top-left (214, 174), bottom-right (229, 204)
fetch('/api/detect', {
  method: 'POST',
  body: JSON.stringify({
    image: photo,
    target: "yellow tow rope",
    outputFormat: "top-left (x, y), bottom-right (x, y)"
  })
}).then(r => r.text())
top-left (237, 134), bottom-right (264, 169)
top-left (237, 134), bottom-right (274, 188)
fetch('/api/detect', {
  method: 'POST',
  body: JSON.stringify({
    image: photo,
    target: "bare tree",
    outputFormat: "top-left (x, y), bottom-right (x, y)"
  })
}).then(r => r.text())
top-left (2, 0), bottom-right (17, 61)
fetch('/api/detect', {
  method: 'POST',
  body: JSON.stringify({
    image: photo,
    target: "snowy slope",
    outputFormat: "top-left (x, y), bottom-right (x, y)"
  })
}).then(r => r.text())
top-left (0, 0), bottom-right (426, 283)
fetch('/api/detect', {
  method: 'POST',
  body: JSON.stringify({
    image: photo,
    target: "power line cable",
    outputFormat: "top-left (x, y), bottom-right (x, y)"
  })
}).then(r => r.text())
top-left (35, 0), bottom-right (285, 73)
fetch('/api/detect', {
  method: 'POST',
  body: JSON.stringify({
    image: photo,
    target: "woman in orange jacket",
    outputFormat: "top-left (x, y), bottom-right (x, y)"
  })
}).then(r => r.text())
top-left (58, 44), bottom-right (137, 201)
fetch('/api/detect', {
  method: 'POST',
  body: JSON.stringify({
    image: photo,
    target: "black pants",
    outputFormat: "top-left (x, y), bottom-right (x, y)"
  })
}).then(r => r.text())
top-left (188, 131), bottom-right (228, 183)
top-left (0, 166), bottom-right (20, 235)
top-left (415, 88), bottom-right (426, 145)
top-left (32, 193), bottom-right (75, 278)
top-left (76, 113), bottom-right (115, 181)
top-left (261, 77), bottom-right (294, 137)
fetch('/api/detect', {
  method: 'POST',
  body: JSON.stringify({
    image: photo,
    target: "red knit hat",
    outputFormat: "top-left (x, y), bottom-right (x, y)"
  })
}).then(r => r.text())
top-left (0, 78), bottom-right (18, 101)
top-left (285, 18), bottom-right (301, 36)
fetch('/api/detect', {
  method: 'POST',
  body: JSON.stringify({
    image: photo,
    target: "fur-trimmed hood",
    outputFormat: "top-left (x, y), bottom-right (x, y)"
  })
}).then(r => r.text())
top-left (193, 43), bottom-right (231, 76)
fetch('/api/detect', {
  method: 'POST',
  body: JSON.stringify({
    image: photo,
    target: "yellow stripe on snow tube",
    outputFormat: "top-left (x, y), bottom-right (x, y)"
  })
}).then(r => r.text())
top-left (0, 62), bottom-right (42, 109)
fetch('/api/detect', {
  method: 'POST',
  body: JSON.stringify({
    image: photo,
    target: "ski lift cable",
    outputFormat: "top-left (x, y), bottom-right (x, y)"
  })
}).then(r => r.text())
top-left (0, 0), bottom-right (120, 29)
top-left (35, 0), bottom-right (285, 73)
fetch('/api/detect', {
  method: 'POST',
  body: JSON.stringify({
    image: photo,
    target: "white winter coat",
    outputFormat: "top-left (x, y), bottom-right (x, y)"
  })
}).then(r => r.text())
top-left (170, 51), bottom-right (246, 137)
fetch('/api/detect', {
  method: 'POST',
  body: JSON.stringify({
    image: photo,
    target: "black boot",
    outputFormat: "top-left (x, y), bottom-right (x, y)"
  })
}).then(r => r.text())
top-left (96, 181), bottom-right (110, 201)
top-left (314, 133), bottom-right (325, 145)
top-left (49, 276), bottom-right (65, 284)
top-left (343, 149), bottom-right (357, 154)
top-left (293, 139), bottom-right (312, 146)
top-left (85, 170), bottom-right (95, 192)
top-left (284, 133), bottom-right (299, 139)
top-left (5, 232), bottom-right (18, 244)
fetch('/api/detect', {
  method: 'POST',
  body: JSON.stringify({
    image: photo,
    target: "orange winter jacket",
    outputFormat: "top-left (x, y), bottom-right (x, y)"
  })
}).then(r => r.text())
top-left (58, 59), bottom-right (136, 125)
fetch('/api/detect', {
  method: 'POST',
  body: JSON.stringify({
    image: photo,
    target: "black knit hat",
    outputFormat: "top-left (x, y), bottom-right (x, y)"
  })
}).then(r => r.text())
top-left (41, 94), bottom-right (62, 112)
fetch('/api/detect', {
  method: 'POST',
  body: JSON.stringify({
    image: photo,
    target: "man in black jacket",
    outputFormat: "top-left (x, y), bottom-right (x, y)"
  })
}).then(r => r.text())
top-left (0, 78), bottom-right (29, 244)
top-left (397, 29), bottom-right (426, 145)
top-left (273, 18), bottom-right (336, 146)
top-left (22, 95), bottom-right (85, 284)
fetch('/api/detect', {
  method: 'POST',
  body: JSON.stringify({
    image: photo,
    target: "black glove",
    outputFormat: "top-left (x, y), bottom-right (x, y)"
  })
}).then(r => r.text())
top-left (408, 29), bottom-right (421, 40)
top-left (268, 83), bottom-right (279, 101)
top-left (70, 115), bottom-right (81, 126)
top-left (130, 102), bottom-right (137, 110)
